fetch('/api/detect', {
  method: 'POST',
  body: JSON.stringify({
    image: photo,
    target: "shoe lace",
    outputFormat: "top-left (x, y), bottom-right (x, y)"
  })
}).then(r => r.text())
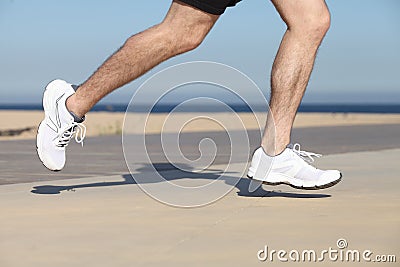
top-left (56, 122), bottom-right (86, 148)
top-left (291, 143), bottom-right (321, 163)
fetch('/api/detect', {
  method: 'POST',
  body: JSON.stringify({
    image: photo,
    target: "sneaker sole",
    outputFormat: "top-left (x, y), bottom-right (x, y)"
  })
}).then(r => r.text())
top-left (247, 173), bottom-right (342, 190)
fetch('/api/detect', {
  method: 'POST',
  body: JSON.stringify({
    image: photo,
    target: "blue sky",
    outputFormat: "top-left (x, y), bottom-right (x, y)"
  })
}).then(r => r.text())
top-left (1, 0), bottom-right (399, 104)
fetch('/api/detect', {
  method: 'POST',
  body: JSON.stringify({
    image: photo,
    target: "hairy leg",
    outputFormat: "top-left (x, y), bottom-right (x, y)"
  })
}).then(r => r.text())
top-left (67, 1), bottom-right (219, 117)
top-left (261, 0), bottom-right (330, 155)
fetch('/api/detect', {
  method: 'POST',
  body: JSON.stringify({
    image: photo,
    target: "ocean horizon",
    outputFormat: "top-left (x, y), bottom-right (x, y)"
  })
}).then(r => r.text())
top-left (0, 103), bottom-right (399, 114)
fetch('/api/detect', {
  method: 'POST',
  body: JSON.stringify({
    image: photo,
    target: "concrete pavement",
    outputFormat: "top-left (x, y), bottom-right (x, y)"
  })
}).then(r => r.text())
top-left (0, 124), bottom-right (399, 266)
top-left (1, 124), bottom-right (400, 185)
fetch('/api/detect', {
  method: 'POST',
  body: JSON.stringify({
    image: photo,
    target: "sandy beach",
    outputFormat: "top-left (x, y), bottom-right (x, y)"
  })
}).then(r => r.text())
top-left (1, 110), bottom-right (400, 140)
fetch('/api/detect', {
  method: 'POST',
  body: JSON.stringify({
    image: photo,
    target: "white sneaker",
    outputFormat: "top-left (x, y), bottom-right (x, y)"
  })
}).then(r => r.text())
top-left (36, 79), bottom-right (86, 171)
top-left (247, 144), bottom-right (342, 190)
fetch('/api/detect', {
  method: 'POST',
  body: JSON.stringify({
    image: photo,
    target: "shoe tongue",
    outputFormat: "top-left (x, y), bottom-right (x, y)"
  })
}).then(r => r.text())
top-left (69, 111), bottom-right (85, 123)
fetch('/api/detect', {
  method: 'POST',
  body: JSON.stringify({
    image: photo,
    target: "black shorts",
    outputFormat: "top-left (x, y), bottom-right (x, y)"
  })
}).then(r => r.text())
top-left (179, 0), bottom-right (242, 15)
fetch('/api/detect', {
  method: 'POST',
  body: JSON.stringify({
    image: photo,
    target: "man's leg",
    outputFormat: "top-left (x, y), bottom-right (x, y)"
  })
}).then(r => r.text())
top-left (248, 0), bottom-right (341, 189)
top-left (37, 0), bottom-right (219, 171)
top-left (67, 0), bottom-right (219, 118)
top-left (262, 0), bottom-right (331, 155)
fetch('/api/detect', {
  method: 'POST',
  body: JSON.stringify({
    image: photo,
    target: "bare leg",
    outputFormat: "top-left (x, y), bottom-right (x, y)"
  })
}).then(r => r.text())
top-left (67, 1), bottom-right (219, 117)
top-left (261, 0), bottom-right (331, 155)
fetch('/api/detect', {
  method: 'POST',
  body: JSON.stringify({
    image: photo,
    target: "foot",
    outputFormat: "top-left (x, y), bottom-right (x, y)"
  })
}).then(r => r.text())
top-left (36, 80), bottom-right (86, 171)
top-left (247, 143), bottom-right (342, 190)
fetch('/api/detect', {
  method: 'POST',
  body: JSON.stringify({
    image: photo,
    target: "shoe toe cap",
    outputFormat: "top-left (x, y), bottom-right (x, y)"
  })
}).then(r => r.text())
top-left (320, 170), bottom-right (342, 184)
top-left (41, 152), bottom-right (65, 171)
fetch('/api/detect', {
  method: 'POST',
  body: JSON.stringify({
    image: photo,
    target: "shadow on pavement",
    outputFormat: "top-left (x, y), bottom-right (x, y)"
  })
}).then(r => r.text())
top-left (31, 163), bottom-right (331, 199)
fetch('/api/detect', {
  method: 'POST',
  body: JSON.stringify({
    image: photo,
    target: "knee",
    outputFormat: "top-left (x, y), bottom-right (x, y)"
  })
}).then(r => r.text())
top-left (289, 9), bottom-right (330, 43)
top-left (161, 19), bottom-right (212, 54)
top-left (311, 11), bottom-right (331, 38)
top-left (179, 28), bottom-right (207, 52)
top-left (174, 27), bottom-right (207, 53)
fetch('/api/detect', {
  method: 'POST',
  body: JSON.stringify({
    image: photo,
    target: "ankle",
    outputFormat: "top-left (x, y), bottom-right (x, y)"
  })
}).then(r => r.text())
top-left (260, 143), bottom-right (288, 157)
top-left (66, 95), bottom-right (85, 118)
